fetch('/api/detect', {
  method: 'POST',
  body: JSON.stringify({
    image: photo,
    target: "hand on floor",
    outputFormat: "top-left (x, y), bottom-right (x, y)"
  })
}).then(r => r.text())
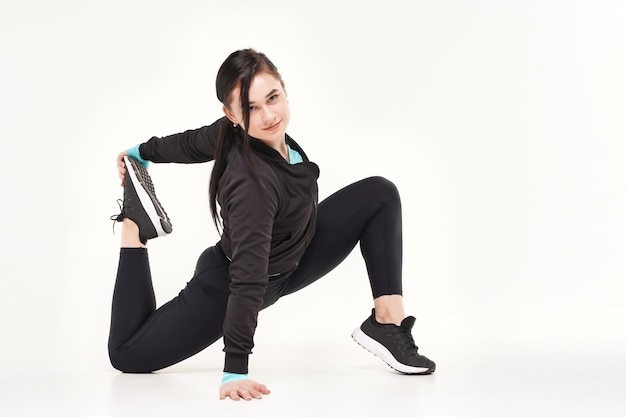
top-left (219, 379), bottom-right (271, 401)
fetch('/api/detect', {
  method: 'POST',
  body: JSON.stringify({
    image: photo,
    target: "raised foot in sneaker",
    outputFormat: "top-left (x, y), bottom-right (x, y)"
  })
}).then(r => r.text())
top-left (110, 156), bottom-right (173, 244)
top-left (352, 309), bottom-right (436, 375)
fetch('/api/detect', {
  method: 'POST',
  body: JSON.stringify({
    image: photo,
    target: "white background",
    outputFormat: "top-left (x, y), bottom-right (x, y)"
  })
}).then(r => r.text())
top-left (1, 0), bottom-right (625, 415)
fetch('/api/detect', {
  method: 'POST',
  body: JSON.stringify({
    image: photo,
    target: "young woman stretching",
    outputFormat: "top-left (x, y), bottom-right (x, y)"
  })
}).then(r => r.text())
top-left (109, 48), bottom-right (435, 401)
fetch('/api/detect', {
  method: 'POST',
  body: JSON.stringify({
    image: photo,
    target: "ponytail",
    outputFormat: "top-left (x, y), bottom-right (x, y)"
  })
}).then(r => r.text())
top-left (209, 48), bottom-right (282, 230)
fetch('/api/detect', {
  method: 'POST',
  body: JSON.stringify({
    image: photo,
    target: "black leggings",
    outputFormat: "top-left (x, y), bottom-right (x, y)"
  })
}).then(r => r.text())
top-left (108, 176), bottom-right (403, 373)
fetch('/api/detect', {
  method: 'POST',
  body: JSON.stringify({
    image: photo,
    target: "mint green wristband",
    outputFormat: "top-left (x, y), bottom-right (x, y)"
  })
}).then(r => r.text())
top-left (222, 372), bottom-right (248, 384)
top-left (125, 144), bottom-right (149, 168)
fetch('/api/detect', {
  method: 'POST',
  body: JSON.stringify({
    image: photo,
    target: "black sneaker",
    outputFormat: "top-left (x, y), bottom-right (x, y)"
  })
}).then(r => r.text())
top-left (352, 309), bottom-right (436, 374)
top-left (111, 156), bottom-right (172, 243)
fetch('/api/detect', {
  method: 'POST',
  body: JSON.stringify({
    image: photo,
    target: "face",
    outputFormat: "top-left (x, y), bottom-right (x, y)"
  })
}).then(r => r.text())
top-left (224, 72), bottom-right (290, 147)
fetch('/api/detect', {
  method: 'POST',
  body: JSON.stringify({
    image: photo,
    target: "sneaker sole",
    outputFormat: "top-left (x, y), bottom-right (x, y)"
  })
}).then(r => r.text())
top-left (124, 156), bottom-right (172, 237)
top-left (351, 327), bottom-right (433, 375)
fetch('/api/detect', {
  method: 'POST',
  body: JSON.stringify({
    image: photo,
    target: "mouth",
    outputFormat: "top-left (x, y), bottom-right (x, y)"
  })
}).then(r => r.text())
top-left (263, 121), bottom-right (281, 131)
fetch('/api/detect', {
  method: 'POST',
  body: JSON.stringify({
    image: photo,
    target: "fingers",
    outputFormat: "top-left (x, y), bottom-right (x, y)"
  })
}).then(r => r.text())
top-left (219, 380), bottom-right (270, 401)
top-left (116, 151), bottom-right (128, 187)
top-left (219, 386), bottom-right (253, 401)
top-left (237, 386), bottom-right (253, 401)
top-left (253, 383), bottom-right (271, 395)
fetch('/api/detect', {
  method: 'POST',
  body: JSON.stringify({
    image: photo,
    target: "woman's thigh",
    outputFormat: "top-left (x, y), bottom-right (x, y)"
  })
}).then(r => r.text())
top-left (282, 176), bottom-right (401, 296)
top-left (110, 246), bottom-right (231, 373)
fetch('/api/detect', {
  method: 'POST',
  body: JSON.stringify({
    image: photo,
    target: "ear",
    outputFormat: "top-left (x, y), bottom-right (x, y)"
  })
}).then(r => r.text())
top-left (222, 105), bottom-right (238, 125)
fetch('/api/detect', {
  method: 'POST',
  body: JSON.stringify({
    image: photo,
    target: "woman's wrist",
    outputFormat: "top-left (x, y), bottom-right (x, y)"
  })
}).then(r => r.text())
top-left (221, 372), bottom-right (248, 384)
top-left (125, 144), bottom-right (149, 168)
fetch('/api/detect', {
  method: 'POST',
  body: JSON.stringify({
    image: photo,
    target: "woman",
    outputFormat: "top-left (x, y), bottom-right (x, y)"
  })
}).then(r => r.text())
top-left (109, 48), bottom-right (435, 401)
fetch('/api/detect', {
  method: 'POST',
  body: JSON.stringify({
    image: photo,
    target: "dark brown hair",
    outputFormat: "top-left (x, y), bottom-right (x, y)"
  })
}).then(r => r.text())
top-left (209, 48), bottom-right (284, 229)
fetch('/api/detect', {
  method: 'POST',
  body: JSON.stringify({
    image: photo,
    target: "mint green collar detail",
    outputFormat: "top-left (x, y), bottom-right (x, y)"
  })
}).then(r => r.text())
top-left (288, 145), bottom-right (303, 164)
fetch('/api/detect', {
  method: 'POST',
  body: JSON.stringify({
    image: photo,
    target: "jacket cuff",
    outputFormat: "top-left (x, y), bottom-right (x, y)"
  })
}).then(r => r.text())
top-left (224, 353), bottom-right (249, 374)
top-left (126, 144), bottom-right (150, 168)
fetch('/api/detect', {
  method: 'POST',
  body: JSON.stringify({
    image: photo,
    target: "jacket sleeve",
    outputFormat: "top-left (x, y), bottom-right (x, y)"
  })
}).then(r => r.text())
top-left (137, 117), bottom-right (228, 163)
top-left (219, 157), bottom-right (280, 374)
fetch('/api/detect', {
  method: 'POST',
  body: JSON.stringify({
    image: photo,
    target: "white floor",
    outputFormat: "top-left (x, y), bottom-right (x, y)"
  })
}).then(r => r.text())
top-left (2, 308), bottom-right (624, 417)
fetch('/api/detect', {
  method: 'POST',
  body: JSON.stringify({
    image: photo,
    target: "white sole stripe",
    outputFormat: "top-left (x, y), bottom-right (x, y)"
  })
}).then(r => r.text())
top-left (124, 157), bottom-right (168, 237)
top-left (352, 327), bottom-right (430, 374)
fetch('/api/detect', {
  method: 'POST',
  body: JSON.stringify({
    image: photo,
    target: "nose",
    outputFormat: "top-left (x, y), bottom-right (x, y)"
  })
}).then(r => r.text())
top-left (261, 106), bottom-right (275, 124)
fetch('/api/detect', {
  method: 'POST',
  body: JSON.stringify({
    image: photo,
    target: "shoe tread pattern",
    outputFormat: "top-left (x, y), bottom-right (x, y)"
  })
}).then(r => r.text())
top-left (127, 158), bottom-right (172, 228)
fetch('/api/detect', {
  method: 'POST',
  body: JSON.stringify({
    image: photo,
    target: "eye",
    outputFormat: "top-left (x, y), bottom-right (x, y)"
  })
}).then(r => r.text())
top-left (268, 94), bottom-right (279, 103)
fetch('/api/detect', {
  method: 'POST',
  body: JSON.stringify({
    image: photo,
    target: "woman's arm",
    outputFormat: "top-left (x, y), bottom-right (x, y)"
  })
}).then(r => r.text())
top-left (219, 154), bottom-right (281, 376)
top-left (137, 116), bottom-right (228, 163)
top-left (114, 117), bottom-right (228, 185)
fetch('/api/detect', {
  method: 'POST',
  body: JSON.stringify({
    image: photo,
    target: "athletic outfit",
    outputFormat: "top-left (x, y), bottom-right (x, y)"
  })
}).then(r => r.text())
top-left (109, 117), bottom-right (435, 376)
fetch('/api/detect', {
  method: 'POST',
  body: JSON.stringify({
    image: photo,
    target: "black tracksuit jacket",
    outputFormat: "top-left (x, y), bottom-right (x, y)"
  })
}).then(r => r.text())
top-left (138, 116), bottom-right (319, 373)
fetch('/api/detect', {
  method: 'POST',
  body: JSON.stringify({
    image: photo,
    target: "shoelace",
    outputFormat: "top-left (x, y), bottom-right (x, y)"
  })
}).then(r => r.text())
top-left (109, 199), bottom-right (125, 233)
top-left (386, 328), bottom-right (420, 357)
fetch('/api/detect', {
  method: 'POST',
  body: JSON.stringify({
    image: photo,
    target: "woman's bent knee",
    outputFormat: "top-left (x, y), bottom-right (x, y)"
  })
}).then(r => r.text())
top-left (363, 176), bottom-right (400, 202)
top-left (109, 349), bottom-right (155, 373)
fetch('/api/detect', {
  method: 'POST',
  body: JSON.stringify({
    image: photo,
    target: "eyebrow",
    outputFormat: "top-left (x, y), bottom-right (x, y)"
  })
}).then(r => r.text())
top-left (249, 89), bottom-right (279, 105)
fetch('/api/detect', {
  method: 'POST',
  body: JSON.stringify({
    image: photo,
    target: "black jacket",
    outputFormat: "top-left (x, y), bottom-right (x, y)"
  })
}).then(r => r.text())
top-left (138, 117), bottom-right (319, 373)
